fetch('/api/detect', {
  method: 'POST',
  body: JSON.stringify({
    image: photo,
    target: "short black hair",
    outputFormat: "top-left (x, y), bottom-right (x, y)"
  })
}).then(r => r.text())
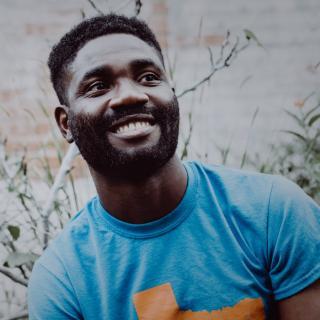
top-left (48, 13), bottom-right (164, 106)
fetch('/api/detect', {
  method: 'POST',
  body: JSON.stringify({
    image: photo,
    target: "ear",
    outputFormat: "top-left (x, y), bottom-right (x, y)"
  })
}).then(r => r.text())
top-left (55, 105), bottom-right (74, 143)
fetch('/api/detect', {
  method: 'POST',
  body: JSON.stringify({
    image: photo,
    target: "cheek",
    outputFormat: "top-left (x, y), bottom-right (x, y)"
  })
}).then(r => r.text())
top-left (70, 96), bottom-right (109, 116)
top-left (149, 86), bottom-right (176, 107)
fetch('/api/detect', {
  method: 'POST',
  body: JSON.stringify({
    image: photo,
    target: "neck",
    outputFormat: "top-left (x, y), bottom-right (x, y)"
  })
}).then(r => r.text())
top-left (90, 155), bottom-right (188, 224)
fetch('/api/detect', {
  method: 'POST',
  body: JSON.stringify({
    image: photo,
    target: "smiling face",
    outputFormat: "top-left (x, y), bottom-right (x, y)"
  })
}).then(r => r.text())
top-left (57, 33), bottom-right (179, 178)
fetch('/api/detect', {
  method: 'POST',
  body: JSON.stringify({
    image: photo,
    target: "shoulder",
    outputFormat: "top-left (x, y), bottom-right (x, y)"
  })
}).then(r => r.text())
top-left (28, 197), bottom-right (106, 317)
top-left (186, 160), bottom-right (275, 206)
top-left (186, 160), bottom-right (310, 201)
top-left (264, 177), bottom-right (320, 300)
top-left (268, 174), bottom-right (319, 212)
top-left (188, 160), bottom-right (319, 215)
top-left (29, 197), bottom-right (98, 312)
top-left (186, 161), bottom-right (320, 235)
top-left (35, 197), bottom-right (98, 275)
top-left (266, 173), bottom-right (320, 245)
top-left (187, 160), bottom-right (274, 186)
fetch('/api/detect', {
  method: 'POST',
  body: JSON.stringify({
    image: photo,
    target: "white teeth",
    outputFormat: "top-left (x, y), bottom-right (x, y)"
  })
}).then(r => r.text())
top-left (115, 121), bottom-right (151, 134)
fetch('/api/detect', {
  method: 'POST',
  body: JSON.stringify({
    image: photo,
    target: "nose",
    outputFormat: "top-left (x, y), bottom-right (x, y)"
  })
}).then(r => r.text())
top-left (109, 78), bottom-right (149, 110)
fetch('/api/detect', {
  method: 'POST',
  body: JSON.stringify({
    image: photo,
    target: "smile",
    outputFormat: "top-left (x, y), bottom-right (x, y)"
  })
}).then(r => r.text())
top-left (116, 120), bottom-right (152, 133)
top-left (109, 115), bottom-right (156, 139)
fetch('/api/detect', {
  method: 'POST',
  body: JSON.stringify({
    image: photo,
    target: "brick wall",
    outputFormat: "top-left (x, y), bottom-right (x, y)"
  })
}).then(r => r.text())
top-left (0, 1), bottom-right (319, 315)
top-left (0, 0), bottom-right (319, 169)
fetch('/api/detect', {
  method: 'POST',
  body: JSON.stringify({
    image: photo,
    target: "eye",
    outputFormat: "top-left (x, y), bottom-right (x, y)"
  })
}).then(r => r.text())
top-left (139, 72), bottom-right (161, 85)
top-left (86, 81), bottom-right (109, 95)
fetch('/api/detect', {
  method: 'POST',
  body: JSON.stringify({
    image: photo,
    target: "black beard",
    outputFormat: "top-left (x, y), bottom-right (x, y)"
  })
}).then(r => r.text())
top-left (68, 96), bottom-right (180, 180)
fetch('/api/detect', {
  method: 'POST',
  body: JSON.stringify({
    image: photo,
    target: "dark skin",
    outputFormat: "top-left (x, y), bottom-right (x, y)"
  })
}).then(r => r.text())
top-left (89, 157), bottom-right (186, 223)
top-left (55, 33), bottom-right (320, 318)
top-left (55, 34), bottom-right (187, 224)
top-left (276, 280), bottom-right (320, 319)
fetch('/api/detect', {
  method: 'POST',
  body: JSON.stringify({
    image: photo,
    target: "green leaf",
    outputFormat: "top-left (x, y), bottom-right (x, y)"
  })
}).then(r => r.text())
top-left (243, 29), bottom-right (265, 49)
top-left (7, 225), bottom-right (20, 241)
top-left (38, 100), bottom-right (50, 118)
top-left (281, 130), bottom-right (307, 142)
top-left (308, 114), bottom-right (320, 127)
top-left (23, 108), bottom-right (36, 121)
top-left (0, 105), bottom-right (11, 117)
top-left (284, 109), bottom-right (304, 127)
top-left (4, 252), bottom-right (39, 268)
top-left (303, 102), bottom-right (320, 122)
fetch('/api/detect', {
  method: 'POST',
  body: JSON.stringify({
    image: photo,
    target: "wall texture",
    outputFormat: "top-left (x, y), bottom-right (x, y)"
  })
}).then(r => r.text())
top-left (0, 1), bottom-right (319, 316)
top-left (0, 0), bottom-right (319, 166)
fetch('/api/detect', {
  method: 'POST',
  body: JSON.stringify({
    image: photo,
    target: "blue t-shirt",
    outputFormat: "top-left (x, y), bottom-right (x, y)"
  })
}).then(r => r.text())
top-left (28, 161), bottom-right (320, 319)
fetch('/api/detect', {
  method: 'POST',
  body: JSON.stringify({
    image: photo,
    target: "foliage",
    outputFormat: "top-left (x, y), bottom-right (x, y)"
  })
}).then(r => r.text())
top-left (0, 1), bottom-right (264, 317)
top-left (1, 1), bottom-right (316, 318)
top-left (253, 93), bottom-right (320, 204)
top-left (0, 6), bottom-right (318, 314)
top-left (3, 1), bottom-right (317, 315)
top-left (0, 116), bottom-right (78, 319)
top-left (0, 27), bottom-right (255, 320)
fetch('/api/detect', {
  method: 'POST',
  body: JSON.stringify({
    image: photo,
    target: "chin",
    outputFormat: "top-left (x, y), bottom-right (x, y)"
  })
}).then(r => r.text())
top-left (105, 147), bottom-right (174, 180)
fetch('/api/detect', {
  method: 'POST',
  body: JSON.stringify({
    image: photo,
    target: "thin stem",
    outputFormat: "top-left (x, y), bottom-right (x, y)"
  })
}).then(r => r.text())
top-left (177, 33), bottom-right (249, 99)
top-left (0, 266), bottom-right (28, 287)
top-left (86, 0), bottom-right (104, 15)
top-left (43, 143), bottom-right (79, 248)
top-left (2, 310), bottom-right (28, 320)
top-left (135, 0), bottom-right (142, 16)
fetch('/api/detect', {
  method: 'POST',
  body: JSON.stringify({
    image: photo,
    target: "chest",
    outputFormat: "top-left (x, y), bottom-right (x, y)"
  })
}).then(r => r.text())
top-left (70, 219), bottom-right (273, 319)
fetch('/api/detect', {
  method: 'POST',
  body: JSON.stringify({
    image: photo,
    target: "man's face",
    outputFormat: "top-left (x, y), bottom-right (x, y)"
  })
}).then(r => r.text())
top-left (65, 34), bottom-right (179, 178)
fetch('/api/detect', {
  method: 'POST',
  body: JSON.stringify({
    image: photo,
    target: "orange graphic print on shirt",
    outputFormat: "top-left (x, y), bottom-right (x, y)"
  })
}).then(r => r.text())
top-left (133, 283), bottom-right (266, 319)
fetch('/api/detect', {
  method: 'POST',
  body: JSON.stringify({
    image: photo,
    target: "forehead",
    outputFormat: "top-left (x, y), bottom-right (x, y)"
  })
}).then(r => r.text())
top-left (69, 33), bottom-right (163, 77)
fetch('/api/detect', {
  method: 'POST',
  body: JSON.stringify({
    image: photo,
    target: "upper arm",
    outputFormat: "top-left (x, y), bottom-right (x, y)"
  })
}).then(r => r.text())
top-left (267, 177), bottom-right (320, 299)
top-left (28, 261), bottom-right (82, 320)
top-left (277, 279), bottom-right (320, 320)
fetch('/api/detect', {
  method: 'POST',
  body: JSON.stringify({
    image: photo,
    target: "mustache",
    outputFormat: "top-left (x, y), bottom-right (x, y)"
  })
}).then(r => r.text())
top-left (69, 104), bottom-right (157, 135)
top-left (105, 105), bottom-right (154, 128)
top-left (68, 95), bottom-right (179, 137)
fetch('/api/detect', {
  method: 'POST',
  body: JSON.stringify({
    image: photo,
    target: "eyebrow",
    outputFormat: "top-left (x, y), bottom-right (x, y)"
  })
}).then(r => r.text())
top-left (80, 58), bottom-right (163, 82)
top-left (129, 58), bottom-right (163, 74)
top-left (76, 58), bottom-right (165, 95)
top-left (79, 66), bottom-right (113, 85)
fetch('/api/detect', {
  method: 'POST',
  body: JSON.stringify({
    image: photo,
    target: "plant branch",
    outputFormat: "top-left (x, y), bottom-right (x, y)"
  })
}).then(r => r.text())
top-left (135, 0), bottom-right (142, 16)
top-left (86, 0), bottom-right (104, 15)
top-left (180, 112), bottom-right (194, 160)
top-left (0, 266), bottom-right (28, 287)
top-left (2, 310), bottom-right (28, 320)
top-left (43, 143), bottom-right (79, 248)
top-left (207, 47), bottom-right (214, 68)
top-left (215, 30), bottom-right (231, 65)
top-left (177, 32), bottom-right (250, 99)
top-left (114, 0), bottom-right (132, 12)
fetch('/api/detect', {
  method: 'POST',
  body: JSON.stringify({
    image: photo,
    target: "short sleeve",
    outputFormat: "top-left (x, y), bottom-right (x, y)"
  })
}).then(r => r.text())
top-left (28, 260), bottom-right (82, 319)
top-left (267, 176), bottom-right (320, 300)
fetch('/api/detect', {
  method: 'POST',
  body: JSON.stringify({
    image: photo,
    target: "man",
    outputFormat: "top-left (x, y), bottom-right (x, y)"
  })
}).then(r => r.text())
top-left (28, 14), bottom-right (320, 319)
